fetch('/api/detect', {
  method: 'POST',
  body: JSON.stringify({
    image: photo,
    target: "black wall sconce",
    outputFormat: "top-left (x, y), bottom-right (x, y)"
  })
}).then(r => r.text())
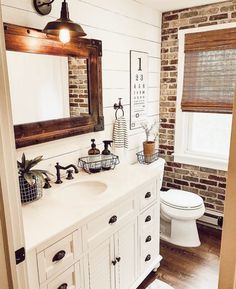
top-left (33, 0), bottom-right (87, 44)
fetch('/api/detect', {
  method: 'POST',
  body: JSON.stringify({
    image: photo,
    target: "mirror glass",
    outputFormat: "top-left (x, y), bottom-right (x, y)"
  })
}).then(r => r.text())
top-left (6, 51), bottom-right (90, 125)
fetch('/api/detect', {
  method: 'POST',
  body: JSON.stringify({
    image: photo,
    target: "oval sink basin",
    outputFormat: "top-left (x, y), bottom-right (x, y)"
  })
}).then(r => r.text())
top-left (55, 181), bottom-right (107, 203)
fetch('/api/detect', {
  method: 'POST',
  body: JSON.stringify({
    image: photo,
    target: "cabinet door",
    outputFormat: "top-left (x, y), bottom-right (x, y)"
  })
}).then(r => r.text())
top-left (88, 237), bottom-right (115, 289)
top-left (115, 220), bottom-right (137, 289)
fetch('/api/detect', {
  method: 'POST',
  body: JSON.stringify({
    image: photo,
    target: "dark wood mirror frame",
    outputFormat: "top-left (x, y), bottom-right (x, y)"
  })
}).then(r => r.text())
top-left (4, 23), bottom-right (104, 148)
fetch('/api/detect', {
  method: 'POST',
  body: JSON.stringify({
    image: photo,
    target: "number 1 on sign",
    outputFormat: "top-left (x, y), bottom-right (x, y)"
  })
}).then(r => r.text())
top-left (138, 58), bottom-right (142, 71)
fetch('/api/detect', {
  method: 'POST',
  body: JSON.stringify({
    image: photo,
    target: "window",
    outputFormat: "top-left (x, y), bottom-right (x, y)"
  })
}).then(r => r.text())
top-left (175, 25), bottom-right (235, 170)
top-left (187, 112), bottom-right (231, 158)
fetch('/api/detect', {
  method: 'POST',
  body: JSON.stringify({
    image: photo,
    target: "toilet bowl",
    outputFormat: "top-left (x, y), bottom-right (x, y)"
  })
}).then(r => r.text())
top-left (160, 189), bottom-right (205, 247)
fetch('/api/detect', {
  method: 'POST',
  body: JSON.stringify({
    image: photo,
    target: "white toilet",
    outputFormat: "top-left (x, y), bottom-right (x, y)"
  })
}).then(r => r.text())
top-left (160, 189), bottom-right (205, 247)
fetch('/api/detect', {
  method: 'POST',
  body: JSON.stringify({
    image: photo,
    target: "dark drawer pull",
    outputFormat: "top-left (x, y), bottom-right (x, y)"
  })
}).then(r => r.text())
top-left (116, 257), bottom-right (121, 262)
top-left (109, 215), bottom-right (117, 224)
top-left (57, 283), bottom-right (68, 289)
top-left (145, 254), bottom-right (151, 262)
top-left (145, 215), bottom-right (152, 222)
top-left (112, 260), bottom-right (117, 266)
top-left (145, 235), bottom-right (152, 243)
top-left (145, 192), bottom-right (152, 199)
top-left (52, 250), bottom-right (66, 262)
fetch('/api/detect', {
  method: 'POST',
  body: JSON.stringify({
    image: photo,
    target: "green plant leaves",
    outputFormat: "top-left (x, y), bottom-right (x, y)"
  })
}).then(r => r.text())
top-left (23, 172), bottom-right (35, 186)
top-left (18, 153), bottom-right (53, 186)
top-left (22, 153), bottom-right (26, 166)
top-left (18, 153), bottom-right (44, 172)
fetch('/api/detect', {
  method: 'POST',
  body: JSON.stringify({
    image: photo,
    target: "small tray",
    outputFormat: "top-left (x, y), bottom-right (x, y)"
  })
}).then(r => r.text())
top-left (136, 150), bottom-right (159, 165)
top-left (78, 154), bottom-right (120, 174)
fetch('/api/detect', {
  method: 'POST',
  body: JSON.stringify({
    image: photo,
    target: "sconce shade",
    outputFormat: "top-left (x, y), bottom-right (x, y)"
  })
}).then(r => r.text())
top-left (43, 0), bottom-right (86, 38)
top-left (43, 20), bottom-right (86, 37)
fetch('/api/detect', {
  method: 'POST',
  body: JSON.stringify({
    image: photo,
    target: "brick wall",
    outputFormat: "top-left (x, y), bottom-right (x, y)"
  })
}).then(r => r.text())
top-left (159, 1), bottom-right (236, 213)
top-left (68, 57), bottom-right (89, 117)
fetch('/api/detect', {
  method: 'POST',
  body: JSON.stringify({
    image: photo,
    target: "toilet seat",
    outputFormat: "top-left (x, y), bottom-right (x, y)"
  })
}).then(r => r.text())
top-left (161, 189), bottom-right (204, 210)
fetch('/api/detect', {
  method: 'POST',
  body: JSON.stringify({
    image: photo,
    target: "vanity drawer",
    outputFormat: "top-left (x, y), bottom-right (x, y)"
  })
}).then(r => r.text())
top-left (141, 228), bottom-right (158, 255)
top-left (140, 180), bottom-right (157, 210)
top-left (141, 245), bottom-right (159, 273)
top-left (139, 206), bottom-right (156, 233)
top-left (139, 204), bottom-right (159, 272)
top-left (38, 231), bottom-right (81, 283)
top-left (140, 204), bottom-right (159, 252)
top-left (41, 263), bottom-right (82, 289)
top-left (86, 198), bottom-right (136, 247)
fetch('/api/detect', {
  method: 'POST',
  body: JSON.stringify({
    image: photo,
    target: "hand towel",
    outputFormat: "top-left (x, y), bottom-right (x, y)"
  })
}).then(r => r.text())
top-left (112, 116), bottom-right (128, 149)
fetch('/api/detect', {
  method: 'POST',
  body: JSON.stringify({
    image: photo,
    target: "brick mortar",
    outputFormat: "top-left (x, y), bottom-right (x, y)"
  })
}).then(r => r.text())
top-left (159, 1), bottom-right (236, 213)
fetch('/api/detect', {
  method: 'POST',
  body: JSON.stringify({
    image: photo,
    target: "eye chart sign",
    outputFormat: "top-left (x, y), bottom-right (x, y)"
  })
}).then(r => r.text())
top-left (130, 50), bottom-right (148, 130)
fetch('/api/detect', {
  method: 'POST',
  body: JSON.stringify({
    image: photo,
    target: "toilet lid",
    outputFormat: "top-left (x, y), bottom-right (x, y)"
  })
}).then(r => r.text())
top-left (161, 189), bottom-right (203, 209)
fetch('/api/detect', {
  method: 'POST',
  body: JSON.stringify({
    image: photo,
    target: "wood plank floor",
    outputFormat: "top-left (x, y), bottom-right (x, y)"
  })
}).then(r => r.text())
top-left (138, 225), bottom-right (222, 289)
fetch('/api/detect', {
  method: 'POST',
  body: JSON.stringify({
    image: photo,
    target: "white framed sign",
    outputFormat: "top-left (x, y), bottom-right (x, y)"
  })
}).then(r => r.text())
top-left (130, 50), bottom-right (148, 130)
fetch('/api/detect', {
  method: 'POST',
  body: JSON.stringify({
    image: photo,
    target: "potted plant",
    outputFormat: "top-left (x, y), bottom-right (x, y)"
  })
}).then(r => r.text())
top-left (17, 153), bottom-right (51, 204)
top-left (141, 121), bottom-right (158, 162)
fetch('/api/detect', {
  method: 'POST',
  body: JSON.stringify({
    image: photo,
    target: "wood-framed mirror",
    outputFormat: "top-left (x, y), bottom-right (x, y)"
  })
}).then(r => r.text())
top-left (4, 23), bottom-right (104, 148)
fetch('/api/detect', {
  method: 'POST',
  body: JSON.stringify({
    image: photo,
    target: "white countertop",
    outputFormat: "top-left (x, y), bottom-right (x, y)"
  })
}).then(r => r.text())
top-left (22, 159), bottom-right (165, 251)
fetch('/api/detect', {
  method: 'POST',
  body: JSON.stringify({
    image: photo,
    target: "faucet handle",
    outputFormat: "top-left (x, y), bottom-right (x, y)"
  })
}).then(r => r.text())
top-left (66, 170), bottom-right (74, 180)
top-left (43, 177), bottom-right (52, 189)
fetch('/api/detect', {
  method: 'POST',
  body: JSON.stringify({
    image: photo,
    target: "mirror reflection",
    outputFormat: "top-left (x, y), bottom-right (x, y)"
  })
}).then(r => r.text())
top-left (6, 51), bottom-right (89, 125)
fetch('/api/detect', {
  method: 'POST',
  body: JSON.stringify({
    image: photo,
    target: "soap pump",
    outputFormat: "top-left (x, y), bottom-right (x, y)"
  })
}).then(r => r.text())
top-left (88, 139), bottom-right (101, 173)
top-left (102, 140), bottom-right (113, 170)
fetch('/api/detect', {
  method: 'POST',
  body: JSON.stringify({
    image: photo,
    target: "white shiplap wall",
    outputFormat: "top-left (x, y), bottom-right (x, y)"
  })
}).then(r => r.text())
top-left (1, 0), bottom-right (161, 170)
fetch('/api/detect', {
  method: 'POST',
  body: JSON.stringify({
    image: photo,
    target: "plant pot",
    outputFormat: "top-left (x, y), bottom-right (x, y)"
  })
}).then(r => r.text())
top-left (19, 176), bottom-right (42, 204)
top-left (143, 141), bottom-right (155, 163)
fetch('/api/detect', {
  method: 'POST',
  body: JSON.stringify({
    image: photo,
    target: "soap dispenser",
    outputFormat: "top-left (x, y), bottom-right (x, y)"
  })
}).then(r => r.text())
top-left (88, 139), bottom-right (101, 173)
top-left (101, 140), bottom-right (113, 170)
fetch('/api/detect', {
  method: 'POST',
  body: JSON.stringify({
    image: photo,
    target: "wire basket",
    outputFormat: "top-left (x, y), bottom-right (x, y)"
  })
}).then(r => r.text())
top-left (19, 176), bottom-right (43, 204)
top-left (136, 150), bottom-right (159, 165)
top-left (78, 154), bottom-right (120, 174)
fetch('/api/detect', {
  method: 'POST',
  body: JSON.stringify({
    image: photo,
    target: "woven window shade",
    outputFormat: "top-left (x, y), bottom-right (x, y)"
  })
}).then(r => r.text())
top-left (182, 28), bottom-right (236, 113)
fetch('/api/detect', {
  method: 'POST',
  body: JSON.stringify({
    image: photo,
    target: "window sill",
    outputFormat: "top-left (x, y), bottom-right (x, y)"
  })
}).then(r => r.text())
top-left (174, 153), bottom-right (228, 171)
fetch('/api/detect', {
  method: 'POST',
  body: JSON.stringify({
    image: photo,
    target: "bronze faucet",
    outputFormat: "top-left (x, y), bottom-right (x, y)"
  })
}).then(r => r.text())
top-left (55, 163), bottom-right (79, 184)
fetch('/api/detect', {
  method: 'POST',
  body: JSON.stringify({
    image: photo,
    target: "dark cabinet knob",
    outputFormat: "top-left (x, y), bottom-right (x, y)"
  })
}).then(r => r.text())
top-left (145, 254), bottom-right (151, 262)
top-left (109, 215), bottom-right (118, 224)
top-left (145, 215), bottom-right (152, 222)
top-left (52, 250), bottom-right (66, 262)
top-left (145, 235), bottom-right (152, 243)
top-left (116, 257), bottom-right (121, 262)
top-left (145, 192), bottom-right (151, 199)
top-left (112, 260), bottom-right (117, 266)
top-left (57, 283), bottom-right (68, 289)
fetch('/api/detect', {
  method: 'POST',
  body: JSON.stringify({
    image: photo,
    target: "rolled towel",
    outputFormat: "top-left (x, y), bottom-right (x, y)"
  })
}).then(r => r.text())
top-left (112, 116), bottom-right (128, 149)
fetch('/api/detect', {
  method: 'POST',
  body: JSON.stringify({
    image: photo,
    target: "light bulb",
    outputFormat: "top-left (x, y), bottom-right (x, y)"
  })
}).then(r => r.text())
top-left (59, 29), bottom-right (70, 44)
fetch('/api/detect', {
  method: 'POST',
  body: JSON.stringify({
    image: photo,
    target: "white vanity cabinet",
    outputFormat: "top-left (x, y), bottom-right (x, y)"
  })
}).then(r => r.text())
top-left (84, 178), bottom-right (161, 289)
top-left (25, 163), bottom-right (164, 289)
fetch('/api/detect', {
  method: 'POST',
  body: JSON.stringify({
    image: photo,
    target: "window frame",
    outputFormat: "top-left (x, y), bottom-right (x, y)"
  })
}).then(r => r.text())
top-left (175, 23), bottom-right (236, 171)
